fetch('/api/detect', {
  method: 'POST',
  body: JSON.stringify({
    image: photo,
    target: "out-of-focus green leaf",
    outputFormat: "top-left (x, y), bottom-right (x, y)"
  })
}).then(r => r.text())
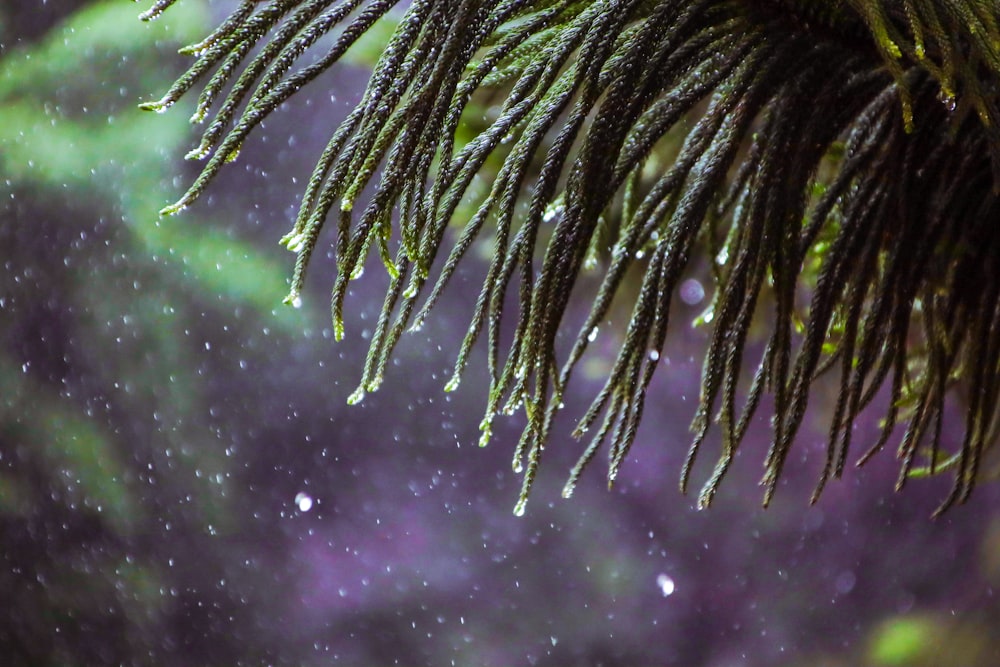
top-left (0, 1), bottom-right (207, 98)
top-left (0, 0), bottom-right (308, 327)
top-left (0, 99), bottom-right (189, 186)
top-left (868, 616), bottom-right (938, 665)
top-left (341, 13), bottom-right (401, 68)
top-left (0, 357), bottom-right (138, 531)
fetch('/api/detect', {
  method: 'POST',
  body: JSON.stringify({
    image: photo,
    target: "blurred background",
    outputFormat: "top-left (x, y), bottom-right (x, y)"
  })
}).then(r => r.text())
top-left (3, 2), bottom-right (1000, 665)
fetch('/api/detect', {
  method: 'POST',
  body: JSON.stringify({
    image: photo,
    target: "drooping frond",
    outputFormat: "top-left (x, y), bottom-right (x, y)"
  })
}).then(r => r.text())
top-left (142, 0), bottom-right (1000, 515)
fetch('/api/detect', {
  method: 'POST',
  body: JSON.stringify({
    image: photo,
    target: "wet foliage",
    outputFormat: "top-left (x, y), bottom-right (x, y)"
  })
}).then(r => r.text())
top-left (3, 2), bottom-right (1000, 666)
top-left (145, 0), bottom-right (1000, 515)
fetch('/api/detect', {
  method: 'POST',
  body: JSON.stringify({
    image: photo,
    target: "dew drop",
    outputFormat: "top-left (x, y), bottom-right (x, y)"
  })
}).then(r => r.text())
top-left (513, 499), bottom-right (526, 517)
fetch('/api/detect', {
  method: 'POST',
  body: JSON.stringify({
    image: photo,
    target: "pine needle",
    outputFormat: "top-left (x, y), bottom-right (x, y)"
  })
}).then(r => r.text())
top-left (142, 0), bottom-right (1000, 514)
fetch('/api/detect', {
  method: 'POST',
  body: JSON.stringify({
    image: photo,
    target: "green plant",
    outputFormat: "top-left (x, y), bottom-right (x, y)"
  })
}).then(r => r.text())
top-left (141, 0), bottom-right (1000, 515)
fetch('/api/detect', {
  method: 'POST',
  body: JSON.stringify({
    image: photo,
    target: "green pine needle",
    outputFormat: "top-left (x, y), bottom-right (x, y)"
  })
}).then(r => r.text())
top-left (141, 0), bottom-right (1000, 515)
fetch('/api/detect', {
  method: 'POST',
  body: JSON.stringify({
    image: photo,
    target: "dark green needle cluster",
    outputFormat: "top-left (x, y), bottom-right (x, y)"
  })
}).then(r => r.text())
top-left (141, 0), bottom-right (1000, 515)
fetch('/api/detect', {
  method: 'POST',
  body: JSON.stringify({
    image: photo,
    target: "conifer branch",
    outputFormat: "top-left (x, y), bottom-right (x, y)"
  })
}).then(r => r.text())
top-left (142, 0), bottom-right (1000, 514)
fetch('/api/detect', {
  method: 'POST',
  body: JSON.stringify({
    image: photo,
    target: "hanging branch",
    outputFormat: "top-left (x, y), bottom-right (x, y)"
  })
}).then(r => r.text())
top-left (140, 0), bottom-right (1000, 515)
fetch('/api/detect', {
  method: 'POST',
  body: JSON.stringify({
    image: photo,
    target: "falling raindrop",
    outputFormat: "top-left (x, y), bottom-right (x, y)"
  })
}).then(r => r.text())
top-left (294, 492), bottom-right (313, 512)
top-left (656, 573), bottom-right (675, 597)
